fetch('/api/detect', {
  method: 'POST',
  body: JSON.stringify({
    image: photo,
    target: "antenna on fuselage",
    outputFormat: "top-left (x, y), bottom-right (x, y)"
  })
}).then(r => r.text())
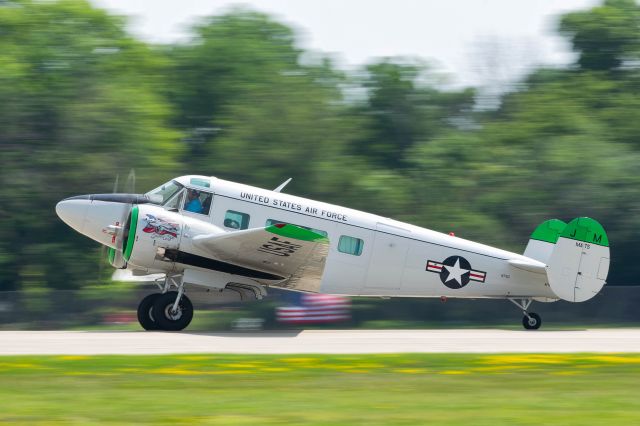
top-left (273, 178), bottom-right (292, 193)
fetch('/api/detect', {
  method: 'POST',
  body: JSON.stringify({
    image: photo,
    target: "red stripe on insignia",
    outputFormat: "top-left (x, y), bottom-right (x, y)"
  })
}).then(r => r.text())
top-left (427, 261), bottom-right (443, 272)
top-left (469, 271), bottom-right (486, 282)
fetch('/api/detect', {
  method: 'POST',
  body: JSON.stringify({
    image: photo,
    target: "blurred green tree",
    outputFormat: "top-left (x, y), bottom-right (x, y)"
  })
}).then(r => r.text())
top-left (162, 9), bottom-right (375, 204)
top-left (0, 0), bottom-right (182, 290)
top-left (560, 0), bottom-right (640, 71)
top-left (351, 60), bottom-right (475, 169)
top-left (1, 0), bottom-right (639, 294)
top-left (418, 68), bottom-right (640, 283)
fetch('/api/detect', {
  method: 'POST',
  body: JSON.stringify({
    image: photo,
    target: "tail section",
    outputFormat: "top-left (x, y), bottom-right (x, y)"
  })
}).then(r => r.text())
top-left (545, 217), bottom-right (610, 302)
top-left (524, 219), bottom-right (567, 263)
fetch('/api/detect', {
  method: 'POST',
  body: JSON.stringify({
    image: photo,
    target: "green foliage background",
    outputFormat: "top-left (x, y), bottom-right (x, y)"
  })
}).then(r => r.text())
top-left (1, 0), bottom-right (639, 291)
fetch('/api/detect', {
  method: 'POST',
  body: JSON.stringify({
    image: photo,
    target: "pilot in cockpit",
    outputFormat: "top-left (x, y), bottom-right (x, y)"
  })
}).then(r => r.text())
top-left (184, 189), bottom-right (203, 213)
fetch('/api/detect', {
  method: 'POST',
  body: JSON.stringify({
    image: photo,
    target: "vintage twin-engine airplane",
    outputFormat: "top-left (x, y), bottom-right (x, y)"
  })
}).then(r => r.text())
top-left (56, 175), bottom-right (610, 331)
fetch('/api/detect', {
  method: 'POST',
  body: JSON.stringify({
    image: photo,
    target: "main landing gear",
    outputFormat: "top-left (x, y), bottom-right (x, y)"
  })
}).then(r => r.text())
top-left (137, 274), bottom-right (193, 331)
top-left (509, 298), bottom-right (542, 330)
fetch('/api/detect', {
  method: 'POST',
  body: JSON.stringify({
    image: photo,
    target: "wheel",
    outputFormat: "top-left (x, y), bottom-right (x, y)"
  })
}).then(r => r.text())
top-left (522, 312), bottom-right (542, 330)
top-left (152, 291), bottom-right (193, 331)
top-left (137, 293), bottom-right (161, 331)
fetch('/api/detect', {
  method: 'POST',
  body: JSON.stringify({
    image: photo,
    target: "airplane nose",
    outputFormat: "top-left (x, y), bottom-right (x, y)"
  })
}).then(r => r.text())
top-left (55, 198), bottom-right (89, 233)
top-left (57, 195), bottom-right (133, 248)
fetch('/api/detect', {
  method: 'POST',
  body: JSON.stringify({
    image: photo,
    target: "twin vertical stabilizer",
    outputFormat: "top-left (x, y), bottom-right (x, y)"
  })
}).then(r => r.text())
top-left (524, 217), bottom-right (610, 302)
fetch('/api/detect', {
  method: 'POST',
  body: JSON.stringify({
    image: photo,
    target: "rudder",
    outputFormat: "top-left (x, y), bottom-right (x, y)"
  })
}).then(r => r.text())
top-left (546, 217), bottom-right (610, 302)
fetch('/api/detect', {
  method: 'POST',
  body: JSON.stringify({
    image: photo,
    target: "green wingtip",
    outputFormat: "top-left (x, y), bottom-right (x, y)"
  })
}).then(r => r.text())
top-left (530, 219), bottom-right (567, 244)
top-left (560, 217), bottom-right (609, 247)
top-left (266, 224), bottom-right (329, 243)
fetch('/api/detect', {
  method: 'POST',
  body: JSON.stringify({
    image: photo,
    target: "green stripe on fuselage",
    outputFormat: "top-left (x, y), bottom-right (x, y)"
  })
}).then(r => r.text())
top-left (107, 247), bottom-right (116, 265)
top-left (560, 217), bottom-right (609, 247)
top-left (266, 224), bottom-right (329, 243)
top-left (530, 219), bottom-right (567, 244)
top-left (123, 206), bottom-right (139, 261)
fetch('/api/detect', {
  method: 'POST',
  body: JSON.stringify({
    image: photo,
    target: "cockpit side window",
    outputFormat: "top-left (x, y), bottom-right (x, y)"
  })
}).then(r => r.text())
top-left (164, 189), bottom-right (184, 211)
top-left (145, 180), bottom-right (183, 205)
top-left (183, 188), bottom-right (213, 216)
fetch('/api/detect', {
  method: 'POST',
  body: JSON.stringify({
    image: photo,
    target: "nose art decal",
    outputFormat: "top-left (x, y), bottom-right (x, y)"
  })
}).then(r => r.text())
top-left (142, 214), bottom-right (180, 240)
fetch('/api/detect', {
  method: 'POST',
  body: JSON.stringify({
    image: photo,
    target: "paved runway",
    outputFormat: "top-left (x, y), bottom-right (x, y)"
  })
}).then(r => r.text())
top-left (1, 329), bottom-right (640, 355)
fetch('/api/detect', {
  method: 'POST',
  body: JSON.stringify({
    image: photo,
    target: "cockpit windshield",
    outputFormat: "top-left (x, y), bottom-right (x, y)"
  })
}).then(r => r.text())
top-left (145, 180), bottom-right (184, 205)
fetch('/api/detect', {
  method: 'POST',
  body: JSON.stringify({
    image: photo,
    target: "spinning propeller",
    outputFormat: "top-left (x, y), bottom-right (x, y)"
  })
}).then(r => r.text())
top-left (101, 169), bottom-right (137, 278)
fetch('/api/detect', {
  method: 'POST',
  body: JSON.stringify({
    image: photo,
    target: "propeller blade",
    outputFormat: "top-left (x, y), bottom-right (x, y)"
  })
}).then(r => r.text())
top-left (99, 245), bottom-right (108, 283)
top-left (114, 204), bottom-right (132, 253)
top-left (111, 169), bottom-right (136, 253)
top-left (124, 169), bottom-right (136, 194)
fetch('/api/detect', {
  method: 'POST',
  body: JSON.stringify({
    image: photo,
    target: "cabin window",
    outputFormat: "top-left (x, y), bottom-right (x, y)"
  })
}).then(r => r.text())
top-left (338, 235), bottom-right (364, 256)
top-left (183, 189), bottom-right (213, 215)
top-left (190, 177), bottom-right (211, 188)
top-left (225, 210), bottom-right (250, 230)
top-left (265, 219), bottom-right (328, 237)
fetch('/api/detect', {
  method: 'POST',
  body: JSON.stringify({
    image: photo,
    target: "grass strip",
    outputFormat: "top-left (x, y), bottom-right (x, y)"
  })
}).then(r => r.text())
top-left (0, 353), bottom-right (639, 425)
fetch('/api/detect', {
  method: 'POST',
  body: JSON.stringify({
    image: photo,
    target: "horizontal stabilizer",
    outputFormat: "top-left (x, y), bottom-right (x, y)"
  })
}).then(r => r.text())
top-left (508, 258), bottom-right (546, 274)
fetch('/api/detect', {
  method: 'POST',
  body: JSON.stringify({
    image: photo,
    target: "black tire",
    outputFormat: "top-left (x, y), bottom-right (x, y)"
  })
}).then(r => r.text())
top-left (137, 293), bottom-right (161, 331)
top-left (152, 291), bottom-right (193, 331)
top-left (522, 312), bottom-right (542, 330)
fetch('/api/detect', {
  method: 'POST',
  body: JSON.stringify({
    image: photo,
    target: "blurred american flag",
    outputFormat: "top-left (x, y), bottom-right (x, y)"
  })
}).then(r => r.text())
top-left (276, 294), bottom-right (351, 324)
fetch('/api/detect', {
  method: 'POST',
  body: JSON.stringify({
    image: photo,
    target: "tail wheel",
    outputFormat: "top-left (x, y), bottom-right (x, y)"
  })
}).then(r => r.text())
top-left (152, 291), bottom-right (194, 331)
top-left (137, 293), bottom-right (161, 331)
top-left (522, 312), bottom-right (542, 330)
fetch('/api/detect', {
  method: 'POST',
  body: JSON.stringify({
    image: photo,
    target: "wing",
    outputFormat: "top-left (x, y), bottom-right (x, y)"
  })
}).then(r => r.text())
top-left (192, 224), bottom-right (330, 292)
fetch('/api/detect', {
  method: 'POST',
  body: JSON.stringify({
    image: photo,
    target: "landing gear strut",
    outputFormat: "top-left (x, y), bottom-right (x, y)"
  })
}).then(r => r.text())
top-left (509, 298), bottom-right (542, 330)
top-left (136, 273), bottom-right (193, 331)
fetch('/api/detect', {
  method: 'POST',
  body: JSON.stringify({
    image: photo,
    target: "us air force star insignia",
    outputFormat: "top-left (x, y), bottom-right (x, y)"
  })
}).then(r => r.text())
top-left (426, 256), bottom-right (487, 289)
top-left (443, 258), bottom-right (468, 286)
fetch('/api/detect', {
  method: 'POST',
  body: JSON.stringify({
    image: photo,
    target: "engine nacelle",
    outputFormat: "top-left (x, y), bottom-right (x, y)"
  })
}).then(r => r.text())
top-left (122, 204), bottom-right (223, 273)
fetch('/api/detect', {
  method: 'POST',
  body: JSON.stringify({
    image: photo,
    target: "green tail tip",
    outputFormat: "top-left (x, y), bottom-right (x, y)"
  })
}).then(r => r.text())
top-left (530, 219), bottom-right (568, 244)
top-left (561, 217), bottom-right (609, 247)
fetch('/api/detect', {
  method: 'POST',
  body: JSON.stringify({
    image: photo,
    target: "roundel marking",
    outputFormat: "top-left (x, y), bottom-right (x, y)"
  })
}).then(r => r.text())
top-left (440, 255), bottom-right (472, 289)
top-left (426, 256), bottom-right (487, 289)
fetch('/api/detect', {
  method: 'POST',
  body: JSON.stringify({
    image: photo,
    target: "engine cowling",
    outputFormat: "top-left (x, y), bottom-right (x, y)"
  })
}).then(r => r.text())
top-left (122, 204), bottom-right (222, 273)
top-left (107, 247), bottom-right (127, 269)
